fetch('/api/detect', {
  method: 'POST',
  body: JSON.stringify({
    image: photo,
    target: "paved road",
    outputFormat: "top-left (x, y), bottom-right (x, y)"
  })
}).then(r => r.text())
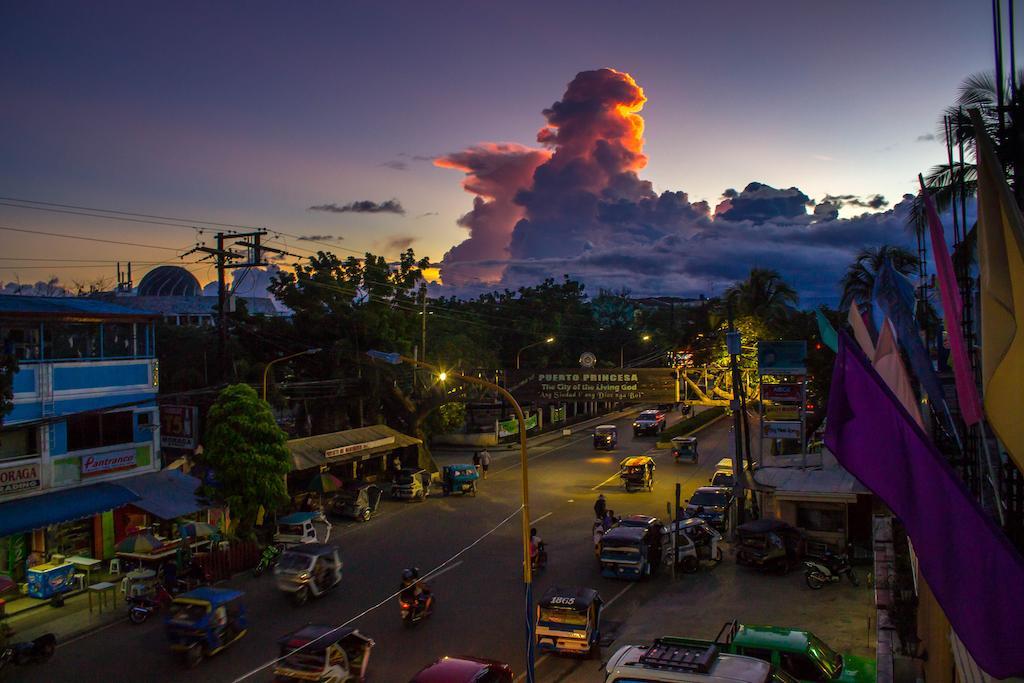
top-left (16, 411), bottom-right (733, 683)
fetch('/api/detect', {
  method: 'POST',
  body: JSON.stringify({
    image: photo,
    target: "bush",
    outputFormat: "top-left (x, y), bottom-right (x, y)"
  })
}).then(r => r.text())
top-left (661, 406), bottom-right (727, 440)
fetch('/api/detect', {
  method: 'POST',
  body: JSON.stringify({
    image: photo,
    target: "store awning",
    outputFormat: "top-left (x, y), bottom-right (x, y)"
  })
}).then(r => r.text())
top-left (287, 424), bottom-right (421, 471)
top-left (119, 469), bottom-right (207, 520)
top-left (0, 482), bottom-right (140, 537)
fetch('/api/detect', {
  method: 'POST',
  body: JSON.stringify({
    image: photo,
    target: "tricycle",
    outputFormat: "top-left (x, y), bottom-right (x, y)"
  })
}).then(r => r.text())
top-left (391, 468), bottom-right (431, 501)
top-left (535, 585), bottom-right (602, 658)
top-left (274, 511), bottom-right (333, 546)
top-left (274, 543), bottom-right (343, 606)
top-left (735, 519), bottom-right (806, 574)
top-left (593, 425), bottom-right (618, 450)
top-left (274, 625), bottom-right (375, 682)
top-left (671, 436), bottom-right (698, 464)
top-left (598, 525), bottom-right (660, 580)
top-left (618, 456), bottom-right (655, 492)
top-left (441, 464), bottom-right (479, 496)
top-left (663, 517), bottom-right (723, 572)
top-left (330, 481), bottom-right (383, 522)
top-left (164, 587), bottom-right (247, 668)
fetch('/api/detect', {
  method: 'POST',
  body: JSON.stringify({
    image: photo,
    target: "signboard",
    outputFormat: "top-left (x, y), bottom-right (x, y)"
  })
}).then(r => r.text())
top-left (511, 369), bottom-right (678, 403)
top-left (762, 421), bottom-right (802, 439)
top-left (81, 449), bottom-right (137, 476)
top-left (757, 341), bottom-right (807, 375)
top-left (161, 405), bottom-right (199, 449)
top-left (765, 405), bottom-right (802, 421)
top-left (760, 383), bottom-right (804, 403)
top-left (0, 462), bottom-right (40, 496)
top-left (498, 414), bottom-right (539, 438)
top-left (325, 436), bottom-right (395, 458)
top-left (551, 406), bottom-right (567, 424)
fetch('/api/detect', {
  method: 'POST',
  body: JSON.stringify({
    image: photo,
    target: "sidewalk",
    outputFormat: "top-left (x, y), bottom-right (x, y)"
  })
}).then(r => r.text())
top-left (4, 584), bottom-right (126, 646)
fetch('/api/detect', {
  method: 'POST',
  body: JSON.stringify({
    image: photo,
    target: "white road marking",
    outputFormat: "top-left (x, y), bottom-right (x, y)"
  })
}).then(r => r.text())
top-left (57, 615), bottom-right (127, 647)
top-left (530, 512), bottom-right (553, 525)
top-left (423, 559), bottom-right (463, 581)
top-left (603, 582), bottom-right (636, 609)
top-left (590, 471), bottom-right (622, 491)
top-left (515, 654), bottom-right (551, 682)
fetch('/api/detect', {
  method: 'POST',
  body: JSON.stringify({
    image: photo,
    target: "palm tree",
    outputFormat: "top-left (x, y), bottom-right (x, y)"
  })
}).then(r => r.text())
top-left (723, 268), bottom-right (799, 324)
top-left (839, 245), bottom-right (919, 310)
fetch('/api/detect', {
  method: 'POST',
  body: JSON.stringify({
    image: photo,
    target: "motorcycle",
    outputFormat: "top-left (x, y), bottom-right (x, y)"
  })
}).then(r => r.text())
top-left (804, 549), bottom-right (858, 589)
top-left (531, 541), bottom-right (548, 572)
top-left (0, 633), bottom-right (56, 671)
top-left (128, 582), bottom-right (174, 624)
top-left (252, 543), bottom-right (283, 577)
top-left (400, 586), bottom-right (434, 627)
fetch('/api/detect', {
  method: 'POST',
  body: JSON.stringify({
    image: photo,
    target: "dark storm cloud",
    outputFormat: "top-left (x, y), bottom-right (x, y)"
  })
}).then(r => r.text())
top-left (821, 193), bottom-right (889, 210)
top-left (383, 235), bottom-right (417, 252)
top-left (722, 188), bottom-right (738, 199)
top-left (400, 153), bottom-right (438, 162)
top-left (297, 234), bottom-right (344, 242)
top-left (714, 182), bottom-right (811, 223)
top-left (308, 199), bottom-right (406, 215)
top-left (916, 133), bottom-right (936, 142)
top-left (381, 160), bottom-right (408, 171)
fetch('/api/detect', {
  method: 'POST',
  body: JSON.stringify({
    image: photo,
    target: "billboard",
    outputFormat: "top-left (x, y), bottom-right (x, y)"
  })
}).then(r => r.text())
top-left (161, 405), bottom-right (199, 450)
top-left (81, 449), bottom-right (137, 476)
top-left (510, 369), bottom-right (678, 403)
top-left (762, 421), bottom-right (802, 439)
top-left (0, 462), bottom-right (40, 497)
top-left (760, 383), bottom-right (804, 403)
top-left (765, 405), bottom-right (802, 421)
top-left (757, 341), bottom-right (807, 375)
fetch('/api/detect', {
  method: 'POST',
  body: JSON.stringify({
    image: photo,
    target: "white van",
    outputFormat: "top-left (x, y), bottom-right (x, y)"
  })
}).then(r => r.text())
top-left (605, 638), bottom-right (782, 683)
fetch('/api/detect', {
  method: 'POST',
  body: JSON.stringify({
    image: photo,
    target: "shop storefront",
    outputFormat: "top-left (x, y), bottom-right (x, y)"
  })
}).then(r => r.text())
top-left (286, 425), bottom-right (422, 495)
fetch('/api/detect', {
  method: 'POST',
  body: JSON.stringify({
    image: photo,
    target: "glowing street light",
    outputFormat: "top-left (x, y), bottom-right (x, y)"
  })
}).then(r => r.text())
top-left (516, 336), bottom-right (556, 370)
top-left (262, 348), bottom-right (321, 400)
top-left (621, 333), bottom-right (652, 367)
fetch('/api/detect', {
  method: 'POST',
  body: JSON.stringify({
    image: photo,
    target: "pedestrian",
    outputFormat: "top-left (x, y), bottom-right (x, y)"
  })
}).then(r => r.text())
top-left (472, 451), bottom-right (481, 477)
top-left (392, 454), bottom-right (402, 475)
top-left (594, 493), bottom-right (607, 520)
top-left (479, 448), bottom-right (491, 479)
top-left (603, 509), bottom-right (615, 532)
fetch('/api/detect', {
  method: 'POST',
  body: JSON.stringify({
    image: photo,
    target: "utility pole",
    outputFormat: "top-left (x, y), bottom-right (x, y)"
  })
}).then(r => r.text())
top-left (726, 301), bottom-right (746, 531)
top-left (183, 230), bottom-right (298, 380)
top-left (420, 284), bottom-right (427, 362)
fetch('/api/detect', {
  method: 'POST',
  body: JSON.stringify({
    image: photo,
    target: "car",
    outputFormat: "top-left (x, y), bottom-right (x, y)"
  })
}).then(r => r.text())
top-left (726, 624), bottom-right (876, 683)
top-left (710, 458), bottom-right (735, 487)
top-left (410, 655), bottom-right (514, 682)
top-left (605, 637), bottom-right (781, 683)
top-left (633, 410), bottom-right (666, 436)
top-left (684, 486), bottom-right (734, 530)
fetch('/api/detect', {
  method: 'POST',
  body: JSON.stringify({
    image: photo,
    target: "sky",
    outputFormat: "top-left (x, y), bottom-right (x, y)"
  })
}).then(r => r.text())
top-left (0, 1), bottom-right (1004, 305)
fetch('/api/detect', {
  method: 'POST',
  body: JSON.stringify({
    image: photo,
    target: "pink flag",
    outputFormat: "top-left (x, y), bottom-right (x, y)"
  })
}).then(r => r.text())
top-left (920, 180), bottom-right (984, 425)
top-left (848, 301), bottom-right (875, 358)
top-left (873, 319), bottom-right (924, 428)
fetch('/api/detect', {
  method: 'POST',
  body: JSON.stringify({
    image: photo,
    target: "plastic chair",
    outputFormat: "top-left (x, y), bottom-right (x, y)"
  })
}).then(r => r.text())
top-left (108, 559), bottom-right (121, 576)
top-left (73, 573), bottom-right (86, 591)
top-left (120, 577), bottom-right (129, 595)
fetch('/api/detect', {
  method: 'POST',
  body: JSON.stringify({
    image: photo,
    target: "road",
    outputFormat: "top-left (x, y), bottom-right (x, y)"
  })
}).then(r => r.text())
top-left (19, 410), bottom-right (734, 682)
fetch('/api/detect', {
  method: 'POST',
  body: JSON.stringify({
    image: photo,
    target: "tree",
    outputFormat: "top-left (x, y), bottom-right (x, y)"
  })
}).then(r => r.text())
top-left (201, 384), bottom-right (291, 537)
top-left (838, 245), bottom-right (918, 311)
top-left (723, 268), bottom-right (799, 326)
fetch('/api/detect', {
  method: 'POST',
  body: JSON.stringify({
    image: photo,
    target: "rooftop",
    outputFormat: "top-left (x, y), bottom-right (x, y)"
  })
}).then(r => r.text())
top-left (0, 294), bottom-right (158, 320)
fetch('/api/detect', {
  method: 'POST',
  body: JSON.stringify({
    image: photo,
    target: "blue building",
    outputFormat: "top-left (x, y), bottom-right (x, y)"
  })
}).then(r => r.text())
top-left (0, 295), bottom-right (161, 576)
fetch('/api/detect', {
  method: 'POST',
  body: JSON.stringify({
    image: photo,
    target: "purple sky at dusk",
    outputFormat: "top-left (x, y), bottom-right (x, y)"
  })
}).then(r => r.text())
top-left (0, 1), bottom-right (1003, 304)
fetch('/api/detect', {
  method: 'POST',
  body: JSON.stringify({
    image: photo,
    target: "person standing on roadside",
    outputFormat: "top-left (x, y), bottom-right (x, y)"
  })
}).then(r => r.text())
top-left (472, 451), bottom-right (481, 477)
top-left (479, 448), bottom-right (491, 479)
top-left (594, 493), bottom-right (607, 520)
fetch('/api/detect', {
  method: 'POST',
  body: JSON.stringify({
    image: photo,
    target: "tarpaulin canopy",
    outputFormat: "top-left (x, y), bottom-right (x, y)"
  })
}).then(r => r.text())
top-left (287, 424), bottom-right (421, 471)
top-left (119, 469), bottom-right (207, 520)
top-left (0, 482), bottom-right (140, 537)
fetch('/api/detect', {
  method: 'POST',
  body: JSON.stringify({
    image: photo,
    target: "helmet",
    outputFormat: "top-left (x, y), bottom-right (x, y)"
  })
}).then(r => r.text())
top-left (402, 568), bottom-right (415, 581)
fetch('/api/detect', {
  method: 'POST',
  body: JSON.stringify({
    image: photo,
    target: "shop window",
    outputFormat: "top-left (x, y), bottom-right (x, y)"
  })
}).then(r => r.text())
top-left (103, 322), bottom-right (135, 357)
top-left (1, 323), bottom-right (41, 361)
top-left (45, 323), bottom-right (100, 359)
top-left (66, 410), bottom-right (135, 451)
top-left (0, 427), bottom-right (38, 461)
top-left (796, 505), bottom-right (846, 533)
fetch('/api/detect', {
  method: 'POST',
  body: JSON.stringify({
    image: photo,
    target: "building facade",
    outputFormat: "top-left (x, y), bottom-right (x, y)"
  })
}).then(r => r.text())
top-left (0, 295), bottom-right (160, 579)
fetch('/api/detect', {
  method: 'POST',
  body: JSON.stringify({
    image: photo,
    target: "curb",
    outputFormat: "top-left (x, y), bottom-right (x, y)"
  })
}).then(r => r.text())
top-left (654, 412), bottom-right (730, 449)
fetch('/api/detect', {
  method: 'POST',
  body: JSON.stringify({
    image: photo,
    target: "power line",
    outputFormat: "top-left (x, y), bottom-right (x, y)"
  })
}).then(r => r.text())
top-left (0, 196), bottom-right (258, 231)
top-left (0, 224), bottom-right (186, 251)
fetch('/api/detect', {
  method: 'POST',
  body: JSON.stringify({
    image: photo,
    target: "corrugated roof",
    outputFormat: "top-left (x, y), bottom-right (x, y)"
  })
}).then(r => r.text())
top-left (0, 295), bottom-right (158, 319)
top-left (752, 466), bottom-right (869, 495)
top-left (116, 296), bottom-right (280, 316)
top-left (287, 424), bottom-right (421, 471)
top-left (118, 469), bottom-right (207, 520)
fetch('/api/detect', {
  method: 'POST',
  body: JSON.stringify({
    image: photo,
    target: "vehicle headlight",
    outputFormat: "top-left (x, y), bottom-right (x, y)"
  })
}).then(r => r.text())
top-left (298, 572), bottom-right (311, 580)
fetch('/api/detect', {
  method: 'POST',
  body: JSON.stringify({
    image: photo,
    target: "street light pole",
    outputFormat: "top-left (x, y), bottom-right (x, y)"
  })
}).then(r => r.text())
top-left (366, 350), bottom-right (536, 683)
top-left (620, 333), bottom-right (652, 368)
top-left (262, 348), bottom-right (321, 401)
top-left (516, 336), bottom-right (555, 370)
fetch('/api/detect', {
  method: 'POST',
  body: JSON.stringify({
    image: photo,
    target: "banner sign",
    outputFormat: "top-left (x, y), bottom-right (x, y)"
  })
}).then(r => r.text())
top-left (161, 405), bottom-right (199, 449)
top-left (551, 406), bottom-right (567, 424)
top-left (81, 449), bottom-right (137, 476)
top-left (511, 369), bottom-right (678, 403)
top-left (757, 341), bottom-right (807, 375)
top-left (526, 413), bottom-right (538, 432)
top-left (760, 383), bottom-right (804, 403)
top-left (325, 436), bottom-right (395, 458)
top-left (762, 421), bottom-right (802, 439)
top-left (498, 414), bottom-right (538, 437)
top-left (765, 405), bottom-right (802, 421)
top-left (0, 462), bottom-right (40, 496)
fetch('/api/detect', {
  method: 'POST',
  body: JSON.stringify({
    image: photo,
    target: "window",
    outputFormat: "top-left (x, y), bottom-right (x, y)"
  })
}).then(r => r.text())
top-left (0, 427), bottom-right (38, 461)
top-left (796, 504), bottom-right (846, 533)
top-left (1, 323), bottom-right (40, 361)
top-left (739, 647), bottom-right (774, 664)
top-left (46, 323), bottom-right (100, 359)
top-left (103, 323), bottom-right (134, 357)
top-left (66, 411), bottom-right (135, 451)
top-left (780, 652), bottom-right (827, 682)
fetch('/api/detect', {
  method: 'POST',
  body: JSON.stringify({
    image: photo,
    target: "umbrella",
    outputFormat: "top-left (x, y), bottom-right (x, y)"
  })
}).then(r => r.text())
top-left (307, 473), bottom-right (343, 494)
top-left (179, 521), bottom-right (218, 539)
top-left (116, 531), bottom-right (163, 554)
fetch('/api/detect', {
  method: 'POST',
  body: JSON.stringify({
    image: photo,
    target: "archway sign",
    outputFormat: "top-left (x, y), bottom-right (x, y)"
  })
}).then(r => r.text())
top-left (509, 368), bottom-right (679, 403)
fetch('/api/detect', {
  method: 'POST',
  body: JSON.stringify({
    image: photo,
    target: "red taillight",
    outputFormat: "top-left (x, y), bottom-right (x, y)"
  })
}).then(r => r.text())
top-left (401, 601), bottom-right (411, 609)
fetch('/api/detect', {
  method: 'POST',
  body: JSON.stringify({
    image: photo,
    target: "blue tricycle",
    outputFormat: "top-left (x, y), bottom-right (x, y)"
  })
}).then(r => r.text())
top-left (165, 587), bottom-right (248, 668)
top-left (441, 464), bottom-right (479, 496)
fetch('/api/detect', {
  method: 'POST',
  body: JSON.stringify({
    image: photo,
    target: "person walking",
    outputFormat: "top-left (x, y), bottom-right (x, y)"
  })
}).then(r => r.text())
top-left (594, 493), bottom-right (607, 520)
top-left (472, 451), bottom-right (481, 477)
top-left (478, 448), bottom-right (491, 479)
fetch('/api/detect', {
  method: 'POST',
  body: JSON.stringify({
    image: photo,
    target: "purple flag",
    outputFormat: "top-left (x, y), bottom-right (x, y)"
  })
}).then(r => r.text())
top-left (825, 332), bottom-right (1024, 678)
top-left (921, 182), bottom-right (984, 425)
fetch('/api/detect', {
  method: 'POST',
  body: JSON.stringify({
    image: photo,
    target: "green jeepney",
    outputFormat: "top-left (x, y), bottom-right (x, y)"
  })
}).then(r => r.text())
top-left (724, 623), bottom-right (875, 683)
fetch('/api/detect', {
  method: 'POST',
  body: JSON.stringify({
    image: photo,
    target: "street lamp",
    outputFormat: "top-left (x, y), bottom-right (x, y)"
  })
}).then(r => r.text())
top-left (516, 336), bottom-right (555, 370)
top-left (262, 348), bottom-right (321, 400)
top-left (367, 349), bottom-right (536, 683)
top-left (621, 333), bottom-right (652, 367)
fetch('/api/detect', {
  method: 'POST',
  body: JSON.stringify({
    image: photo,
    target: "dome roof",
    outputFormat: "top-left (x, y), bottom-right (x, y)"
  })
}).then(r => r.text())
top-left (137, 266), bottom-right (201, 297)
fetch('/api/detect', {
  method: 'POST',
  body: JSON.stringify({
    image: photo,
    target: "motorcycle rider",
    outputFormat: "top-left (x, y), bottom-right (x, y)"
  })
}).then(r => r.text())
top-left (530, 527), bottom-right (545, 569)
top-left (400, 567), bottom-right (429, 617)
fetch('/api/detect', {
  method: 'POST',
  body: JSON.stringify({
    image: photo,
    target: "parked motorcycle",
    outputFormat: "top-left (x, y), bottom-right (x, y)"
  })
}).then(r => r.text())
top-left (804, 549), bottom-right (858, 589)
top-left (252, 543), bottom-right (283, 577)
top-left (0, 633), bottom-right (56, 672)
top-left (128, 582), bottom-right (174, 624)
top-left (400, 587), bottom-right (434, 627)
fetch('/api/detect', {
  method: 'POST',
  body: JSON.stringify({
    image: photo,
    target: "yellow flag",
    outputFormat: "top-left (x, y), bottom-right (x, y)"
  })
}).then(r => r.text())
top-left (973, 110), bottom-right (1024, 472)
